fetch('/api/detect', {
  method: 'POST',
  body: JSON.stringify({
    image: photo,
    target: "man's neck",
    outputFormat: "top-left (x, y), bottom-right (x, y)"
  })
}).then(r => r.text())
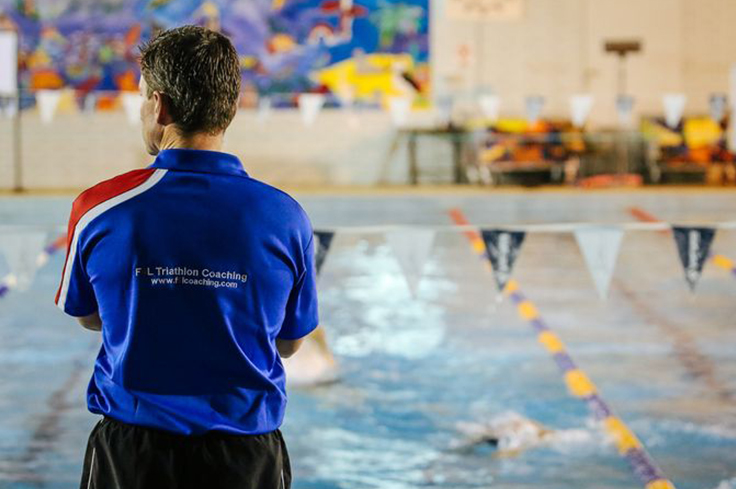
top-left (158, 126), bottom-right (224, 152)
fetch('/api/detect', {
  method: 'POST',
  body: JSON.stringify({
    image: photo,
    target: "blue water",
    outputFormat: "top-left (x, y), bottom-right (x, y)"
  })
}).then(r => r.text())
top-left (1, 193), bottom-right (735, 489)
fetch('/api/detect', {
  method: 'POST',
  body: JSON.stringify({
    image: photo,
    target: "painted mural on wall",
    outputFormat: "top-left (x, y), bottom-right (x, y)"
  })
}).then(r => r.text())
top-left (0, 0), bottom-right (429, 103)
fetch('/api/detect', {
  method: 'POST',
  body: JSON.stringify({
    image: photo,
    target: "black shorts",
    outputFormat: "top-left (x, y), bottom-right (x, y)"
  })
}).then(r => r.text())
top-left (80, 417), bottom-right (291, 489)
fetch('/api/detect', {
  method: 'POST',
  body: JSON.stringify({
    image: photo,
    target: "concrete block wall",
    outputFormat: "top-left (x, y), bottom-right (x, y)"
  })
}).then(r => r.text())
top-left (0, 110), bottom-right (437, 190)
top-left (433, 0), bottom-right (736, 123)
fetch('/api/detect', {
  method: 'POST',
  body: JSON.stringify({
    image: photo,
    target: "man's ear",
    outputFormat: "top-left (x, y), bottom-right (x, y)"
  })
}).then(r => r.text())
top-left (153, 91), bottom-right (174, 126)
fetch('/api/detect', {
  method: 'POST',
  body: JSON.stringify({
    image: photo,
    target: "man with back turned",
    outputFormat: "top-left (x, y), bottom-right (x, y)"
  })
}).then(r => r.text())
top-left (55, 25), bottom-right (318, 489)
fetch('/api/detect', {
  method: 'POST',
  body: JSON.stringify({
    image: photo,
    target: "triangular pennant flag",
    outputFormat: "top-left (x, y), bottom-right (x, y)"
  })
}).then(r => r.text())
top-left (388, 95), bottom-right (413, 127)
top-left (663, 93), bottom-right (687, 129)
top-left (121, 92), bottom-right (143, 126)
top-left (616, 95), bottom-right (635, 127)
top-left (672, 226), bottom-right (716, 292)
top-left (478, 94), bottom-right (500, 122)
top-left (314, 230), bottom-right (335, 276)
top-left (83, 92), bottom-right (98, 114)
top-left (1, 98), bottom-right (17, 118)
top-left (480, 229), bottom-right (526, 292)
top-left (570, 94), bottom-right (594, 128)
top-left (524, 96), bottom-right (545, 124)
top-left (709, 93), bottom-right (727, 122)
top-left (298, 93), bottom-right (325, 127)
top-left (257, 96), bottom-right (272, 123)
top-left (386, 228), bottom-right (435, 297)
top-left (437, 94), bottom-right (454, 124)
top-left (574, 227), bottom-right (624, 299)
top-left (36, 90), bottom-right (61, 125)
top-left (0, 229), bottom-right (48, 292)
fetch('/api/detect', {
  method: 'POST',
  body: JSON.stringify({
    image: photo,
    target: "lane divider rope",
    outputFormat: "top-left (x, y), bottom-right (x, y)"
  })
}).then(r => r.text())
top-left (448, 207), bottom-right (676, 489)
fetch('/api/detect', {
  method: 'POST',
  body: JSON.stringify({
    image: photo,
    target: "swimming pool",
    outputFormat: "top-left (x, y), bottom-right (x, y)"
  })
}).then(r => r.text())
top-left (1, 191), bottom-right (735, 488)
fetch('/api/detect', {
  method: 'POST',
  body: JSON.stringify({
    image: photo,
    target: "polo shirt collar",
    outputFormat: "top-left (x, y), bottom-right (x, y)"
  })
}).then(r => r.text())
top-left (149, 149), bottom-right (248, 177)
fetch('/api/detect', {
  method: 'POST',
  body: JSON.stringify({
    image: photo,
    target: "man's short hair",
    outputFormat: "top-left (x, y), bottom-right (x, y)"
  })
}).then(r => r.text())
top-left (140, 25), bottom-right (241, 135)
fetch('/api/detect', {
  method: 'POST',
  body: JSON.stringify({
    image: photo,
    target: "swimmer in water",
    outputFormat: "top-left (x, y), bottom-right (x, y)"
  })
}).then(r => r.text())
top-left (452, 412), bottom-right (559, 457)
top-left (283, 326), bottom-right (339, 388)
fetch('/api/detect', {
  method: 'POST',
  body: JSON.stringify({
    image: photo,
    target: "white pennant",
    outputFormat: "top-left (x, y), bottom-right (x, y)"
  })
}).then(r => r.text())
top-left (663, 93), bottom-right (687, 128)
top-left (83, 92), bottom-right (98, 114)
top-left (388, 95), bottom-right (412, 127)
top-left (1, 98), bottom-right (17, 118)
top-left (574, 227), bottom-right (624, 300)
top-left (37, 90), bottom-right (61, 125)
top-left (0, 229), bottom-right (48, 292)
top-left (524, 95), bottom-right (545, 124)
top-left (386, 229), bottom-right (435, 298)
top-left (437, 94), bottom-right (454, 124)
top-left (298, 93), bottom-right (325, 127)
top-left (479, 94), bottom-right (501, 122)
top-left (709, 93), bottom-right (727, 122)
top-left (616, 95), bottom-right (635, 127)
top-left (570, 94), bottom-right (594, 128)
top-left (257, 96), bottom-right (272, 123)
top-left (121, 92), bottom-right (143, 126)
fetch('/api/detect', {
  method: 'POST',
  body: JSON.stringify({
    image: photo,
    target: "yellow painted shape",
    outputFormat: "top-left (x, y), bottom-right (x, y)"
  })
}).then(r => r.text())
top-left (312, 53), bottom-right (415, 101)
top-left (272, 0), bottom-right (286, 10)
top-left (712, 254), bottom-right (734, 270)
top-left (604, 416), bottom-right (642, 454)
top-left (646, 480), bottom-right (676, 489)
top-left (504, 279), bottom-right (519, 294)
top-left (538, 331), bottom-right (565, 353)
top-left (517, 301), bottom-right (539, 321)
top-left (564, 369), bottom-right (597, 397)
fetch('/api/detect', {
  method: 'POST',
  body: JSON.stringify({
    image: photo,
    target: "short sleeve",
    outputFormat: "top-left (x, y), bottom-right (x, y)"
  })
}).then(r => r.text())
top-left (278, 235), bottom-right (319, 340)
top-left (56, 218), bottom-right (98, 318)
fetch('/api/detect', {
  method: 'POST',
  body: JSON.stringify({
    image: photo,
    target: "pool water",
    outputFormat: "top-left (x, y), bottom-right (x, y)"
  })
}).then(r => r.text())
top-left (1, 192), bottom-right (735, 489)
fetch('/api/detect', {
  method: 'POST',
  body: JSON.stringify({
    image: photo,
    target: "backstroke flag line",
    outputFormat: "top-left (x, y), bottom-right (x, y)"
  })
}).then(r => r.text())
top-left (672, 226), bottom-right (716, 291)
top-left (0, 230), bottom-right (48, 292)
top-left (314, 230), bottom-right (336, 276)
top-left (480, 229), bottom-right (526, 292)
top-left (574, 227), bottom-right (624, 299)
top-left (387, 228), bottom-right (436, 297)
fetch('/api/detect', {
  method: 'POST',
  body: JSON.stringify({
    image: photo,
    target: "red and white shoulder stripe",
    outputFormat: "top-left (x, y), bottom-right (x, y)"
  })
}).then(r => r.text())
top-left (55, 168), bottom-right (168, 310)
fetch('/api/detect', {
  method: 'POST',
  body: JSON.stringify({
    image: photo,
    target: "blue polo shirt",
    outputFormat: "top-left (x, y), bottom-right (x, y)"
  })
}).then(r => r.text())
top-left (55, 149), bottom-right (318, 435)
